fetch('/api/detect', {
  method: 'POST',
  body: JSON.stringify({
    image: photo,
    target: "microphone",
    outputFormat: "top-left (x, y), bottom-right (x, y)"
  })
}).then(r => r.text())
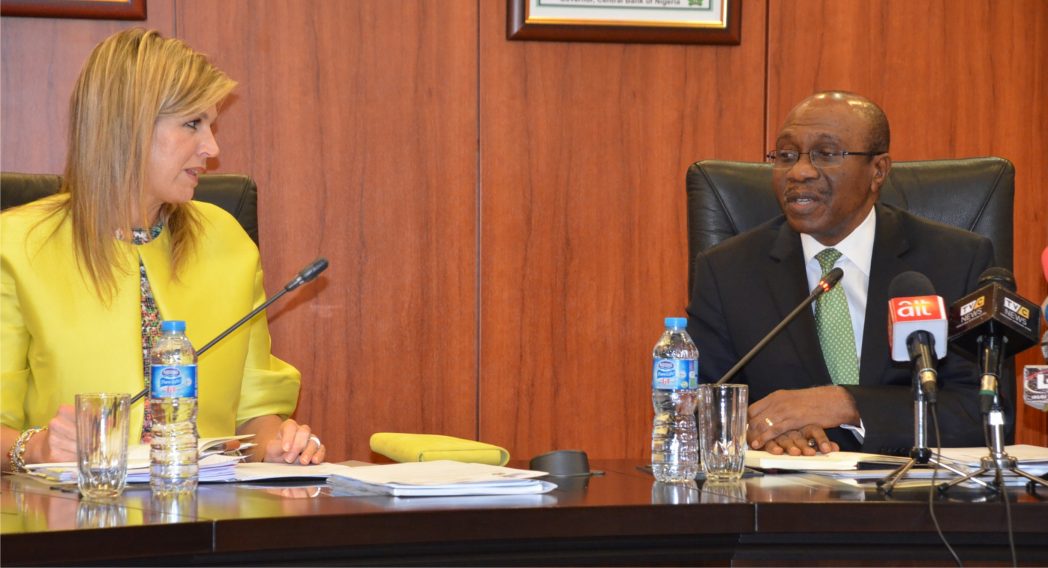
top-left (887, 272), bottom-right (947, 403)
top-left (284, 258), bottom-right (330, 292)
top-left (715, 267), bottom-right (843, 385)
top-left (129, 257), bottom-right (330, 405)
top-left (948, 267), bottom-right (1040, 413)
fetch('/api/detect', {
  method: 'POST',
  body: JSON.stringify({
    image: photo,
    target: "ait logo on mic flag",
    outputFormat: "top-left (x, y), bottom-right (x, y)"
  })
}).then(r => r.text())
top-left (888, 295), bottom-right (948, 361)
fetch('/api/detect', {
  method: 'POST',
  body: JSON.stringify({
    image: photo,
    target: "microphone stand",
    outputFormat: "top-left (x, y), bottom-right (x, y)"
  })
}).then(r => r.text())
top-left (938, 336), bottom-right (1048, 493)
top-left (877, 368), bottom-right (984, 494)
top-left (128, 257), bottom-right (329, 406)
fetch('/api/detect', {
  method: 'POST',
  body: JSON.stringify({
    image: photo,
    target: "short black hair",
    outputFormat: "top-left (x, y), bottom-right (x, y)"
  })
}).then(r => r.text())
top-left (814, 90), bottom-right (890, 153)
top-left (855, 99), bottom-right (890, 153)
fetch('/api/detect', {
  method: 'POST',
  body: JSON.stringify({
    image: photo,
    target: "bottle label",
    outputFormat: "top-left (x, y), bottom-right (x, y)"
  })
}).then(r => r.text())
top-left (653, 358), bottom-right (697, 390)
top-left (150, 364), bottom-right (198, 398)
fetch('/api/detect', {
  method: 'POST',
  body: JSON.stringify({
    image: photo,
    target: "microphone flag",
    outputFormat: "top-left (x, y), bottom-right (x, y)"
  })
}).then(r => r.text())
top-left (888, 295), bottom-right (947, 362)
top-left (1024, 366), bottom-right (1048, 411)
top-left (948, 282), bottom-right (1039, 360)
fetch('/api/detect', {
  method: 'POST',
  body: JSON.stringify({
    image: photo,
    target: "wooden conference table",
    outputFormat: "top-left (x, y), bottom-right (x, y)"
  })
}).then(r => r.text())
top-left (2, 460), bottom-right (1046, 566)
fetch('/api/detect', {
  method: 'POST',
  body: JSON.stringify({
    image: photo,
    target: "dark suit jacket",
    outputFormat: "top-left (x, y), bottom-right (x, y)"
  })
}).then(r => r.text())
top-left (686, 204), bottom-right (1005, 453)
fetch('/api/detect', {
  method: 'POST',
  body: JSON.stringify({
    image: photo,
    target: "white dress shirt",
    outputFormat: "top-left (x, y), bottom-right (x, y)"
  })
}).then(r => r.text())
top-left (800, 207), bottom-right (876, 354)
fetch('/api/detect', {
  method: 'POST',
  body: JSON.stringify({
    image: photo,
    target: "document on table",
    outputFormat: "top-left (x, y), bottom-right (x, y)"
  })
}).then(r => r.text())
top-left (24, 434), bottom-right (361, 484)
top-left (936, 444), bottom-right (1048, 468)
top-left (25, 435), bottom-right (255, 483)
top-left (327, 460), bottom-right (556, 497)
top-left (808, 445), bottom-right (1048, 487)
top-left (744, 451), bottom-right (908, 471)
top-left (746, 445), bottom-right (1048, 476)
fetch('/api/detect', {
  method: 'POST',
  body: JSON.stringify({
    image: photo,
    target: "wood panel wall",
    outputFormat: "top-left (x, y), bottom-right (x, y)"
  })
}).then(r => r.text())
top-left (2, 0), bottom-right (1045, 459)
top-left (477, 1), bottom-right (766, 459)
top-left (0, 0), bottom-right (174, 172)
top-left (174, 0), bottom-right (481, 461)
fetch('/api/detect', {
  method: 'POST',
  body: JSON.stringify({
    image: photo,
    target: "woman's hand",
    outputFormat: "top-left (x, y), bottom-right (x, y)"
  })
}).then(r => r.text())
top-left (263, 419), bottom-right (326, 465)
top-left (29, 405), bottom-right (77, 464)
top-left (237, 415), bottom-right (326, 465)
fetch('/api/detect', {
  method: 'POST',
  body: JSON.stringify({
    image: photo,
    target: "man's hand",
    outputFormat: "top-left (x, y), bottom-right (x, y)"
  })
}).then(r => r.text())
top-left (759, 424), bottom-right (840, 455)
top-left (747, 386), bottom-right (859, 450)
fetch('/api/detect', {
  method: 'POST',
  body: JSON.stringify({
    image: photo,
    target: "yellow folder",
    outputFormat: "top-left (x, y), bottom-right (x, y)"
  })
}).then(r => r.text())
top-left (369, 433), bottom-right (510, 466)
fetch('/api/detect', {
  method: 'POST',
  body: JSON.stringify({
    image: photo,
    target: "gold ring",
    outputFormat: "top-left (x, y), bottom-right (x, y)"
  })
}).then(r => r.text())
top-left (764, 417), bottom-right (774, 427)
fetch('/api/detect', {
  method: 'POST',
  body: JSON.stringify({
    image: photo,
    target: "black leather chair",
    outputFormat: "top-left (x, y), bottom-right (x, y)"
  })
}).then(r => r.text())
top-left (0, 172), bottom-right (260, 245)
top-left (685, 157), bottom-right (1015, 292)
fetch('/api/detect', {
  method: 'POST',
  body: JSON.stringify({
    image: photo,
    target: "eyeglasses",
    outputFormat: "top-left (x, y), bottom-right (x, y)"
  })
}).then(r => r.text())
top-left (765, 149), bottom-right (883, 169)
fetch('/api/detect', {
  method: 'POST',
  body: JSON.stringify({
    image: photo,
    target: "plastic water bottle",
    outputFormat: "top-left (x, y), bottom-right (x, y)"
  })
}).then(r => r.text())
top-left (651, 317), bottom-right (699, 483)
top-left (149, 320), bottom-right (198, 494)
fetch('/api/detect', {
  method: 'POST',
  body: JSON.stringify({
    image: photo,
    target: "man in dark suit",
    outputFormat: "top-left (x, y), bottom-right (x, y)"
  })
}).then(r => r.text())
top-left (687, 91), bottom-right (996, 455)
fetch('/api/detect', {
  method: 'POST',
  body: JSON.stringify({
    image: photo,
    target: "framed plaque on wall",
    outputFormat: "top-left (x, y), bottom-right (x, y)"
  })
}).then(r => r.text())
top-left (0, 0), bottom-right (146, 20)
top-left (507, 0), bottom-right (740, 45)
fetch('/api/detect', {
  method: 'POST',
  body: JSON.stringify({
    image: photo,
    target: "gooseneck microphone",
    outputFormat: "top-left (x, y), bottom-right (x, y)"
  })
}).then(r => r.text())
top-left (948, 267), bottom-right (1040, 414)
top-left (887, 271), bottom-right (947, 403)
top-left (715, 267), bottom-right (843, 385)
top-left (129, 257), bottom-right (330, 405)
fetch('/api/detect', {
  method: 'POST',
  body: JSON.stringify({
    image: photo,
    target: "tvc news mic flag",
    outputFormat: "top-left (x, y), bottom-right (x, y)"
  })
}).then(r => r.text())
top-left (948, 281), bottom-right (1040, 359)
top-left (888, 295), bottom-right (948, 362)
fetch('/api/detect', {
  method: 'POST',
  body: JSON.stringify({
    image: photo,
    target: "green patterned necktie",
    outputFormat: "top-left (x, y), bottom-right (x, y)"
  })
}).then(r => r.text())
top-left (815, 248), bottom-right (860, 385)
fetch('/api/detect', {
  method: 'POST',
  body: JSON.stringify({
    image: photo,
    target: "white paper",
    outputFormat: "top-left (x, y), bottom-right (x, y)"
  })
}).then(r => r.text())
top-left (28, 456), bottom-right (359, 484)
top-left (808, 445), bottom-right (1048, 488)
top-left (328, 476), bottom-right (557, 497)
top-left (330, 492), bottom-right (559, 509)
top-left (125, 454), bottom-right (246, 483)
top-left (935, 444), bottom-right (1048, 466)
top-left (27, 435), bottom-right (256, 471)
top-left (24, 433), bottom-right (385, 485)
top-left (25, 435), bottom-right (256, 484)
top-left (815, 467), bottom-right (1047, 488)
top-left (326, 460), bottom-right (554, 497)
top-left (29, 453), bottom-right (248, 484)
top-left (331, 460), bottom-right (548, 485)
top-left (744, 451), bottom-right (908, 471)
top-left (234, 461), bottom-right (358, 482)
top-left (745, 446), bottom-right (1048, 474)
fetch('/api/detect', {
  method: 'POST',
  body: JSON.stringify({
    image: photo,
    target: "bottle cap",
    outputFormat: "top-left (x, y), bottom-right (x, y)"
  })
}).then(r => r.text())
top-left (664, 317), bottom-right (687, 329)
top-left (161, 320), bottom-right (187, 332)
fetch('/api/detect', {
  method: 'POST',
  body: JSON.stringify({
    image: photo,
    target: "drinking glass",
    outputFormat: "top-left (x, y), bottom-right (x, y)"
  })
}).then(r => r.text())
top-left (75, 393), bottom-right (130, 499)
top-left (698, 384), bottom-right (748, 482)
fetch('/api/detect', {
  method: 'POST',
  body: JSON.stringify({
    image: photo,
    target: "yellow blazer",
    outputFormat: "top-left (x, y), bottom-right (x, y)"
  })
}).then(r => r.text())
top-left (1, 196), bottom-right (301, 437)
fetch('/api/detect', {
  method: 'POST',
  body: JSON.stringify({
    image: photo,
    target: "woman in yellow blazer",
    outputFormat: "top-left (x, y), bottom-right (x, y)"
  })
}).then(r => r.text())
top-left (1, 28), bottom-right (325, 470)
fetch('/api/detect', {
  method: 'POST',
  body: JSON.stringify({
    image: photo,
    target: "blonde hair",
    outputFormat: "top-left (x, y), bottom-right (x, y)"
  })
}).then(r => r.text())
top-left (57, 28), bottom-right (236, 301)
